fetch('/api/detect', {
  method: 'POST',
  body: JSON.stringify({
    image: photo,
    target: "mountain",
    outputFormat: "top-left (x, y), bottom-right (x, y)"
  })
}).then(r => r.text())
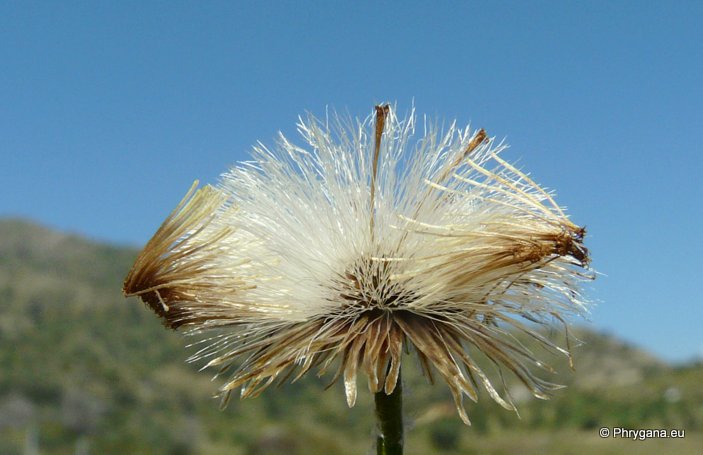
top-left (0, 218), bottom-right (701, 454)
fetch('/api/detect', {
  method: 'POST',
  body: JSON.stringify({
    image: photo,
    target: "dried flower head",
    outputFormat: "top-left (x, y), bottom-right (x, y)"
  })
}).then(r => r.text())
top-left (124, 105), bottom-right (591, 424)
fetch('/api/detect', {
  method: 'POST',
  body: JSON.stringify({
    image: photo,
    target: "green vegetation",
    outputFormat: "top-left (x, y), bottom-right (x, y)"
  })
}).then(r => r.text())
top-left (1, 219), bottom-right (701, 454)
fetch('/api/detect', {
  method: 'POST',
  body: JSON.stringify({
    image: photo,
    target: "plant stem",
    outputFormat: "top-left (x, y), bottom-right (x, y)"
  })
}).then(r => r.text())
top-left (375, 368), bottom-right (403, 455)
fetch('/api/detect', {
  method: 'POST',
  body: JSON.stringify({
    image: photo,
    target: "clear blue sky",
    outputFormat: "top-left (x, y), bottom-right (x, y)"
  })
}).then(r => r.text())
top-left (2, 1), bottom-right (701, 363)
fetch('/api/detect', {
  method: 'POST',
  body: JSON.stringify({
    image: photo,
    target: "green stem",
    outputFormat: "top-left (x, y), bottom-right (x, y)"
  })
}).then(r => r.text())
top-left (375, 368), bottom-right (403, 455)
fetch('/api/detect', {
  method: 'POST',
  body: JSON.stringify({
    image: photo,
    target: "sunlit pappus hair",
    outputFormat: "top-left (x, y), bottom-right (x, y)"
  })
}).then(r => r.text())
top-left (124, 104), bottom-right (592, 424)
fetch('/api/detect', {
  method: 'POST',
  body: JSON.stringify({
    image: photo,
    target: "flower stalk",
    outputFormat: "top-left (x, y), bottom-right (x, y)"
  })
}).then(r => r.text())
top-left (375, 368), bottom-right (403, 455)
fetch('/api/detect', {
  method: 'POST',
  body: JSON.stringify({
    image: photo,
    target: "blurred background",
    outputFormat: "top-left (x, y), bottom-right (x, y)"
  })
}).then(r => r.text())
top-left (1, 1), bottom-right (701, 454)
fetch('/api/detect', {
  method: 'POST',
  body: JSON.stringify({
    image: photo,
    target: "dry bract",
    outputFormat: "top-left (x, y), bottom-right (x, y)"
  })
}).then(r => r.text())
top-left (124, 105), bottom-right (592, 424)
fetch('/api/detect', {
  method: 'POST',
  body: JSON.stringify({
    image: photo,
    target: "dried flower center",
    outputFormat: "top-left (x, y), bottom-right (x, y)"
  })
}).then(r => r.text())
top-left (339, 257), bottom-right (409, 312)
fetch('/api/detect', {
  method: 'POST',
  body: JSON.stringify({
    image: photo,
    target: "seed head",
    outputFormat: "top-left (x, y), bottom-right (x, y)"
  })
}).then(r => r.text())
top-left (124, 105), bottom-right (592, 424)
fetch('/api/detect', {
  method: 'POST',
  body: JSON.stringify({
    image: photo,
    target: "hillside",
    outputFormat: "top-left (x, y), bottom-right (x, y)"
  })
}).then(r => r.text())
top-left (0, 218), bottom-right (701, 454)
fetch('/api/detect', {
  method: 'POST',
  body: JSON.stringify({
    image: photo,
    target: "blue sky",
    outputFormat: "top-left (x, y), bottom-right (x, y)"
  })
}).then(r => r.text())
top-left (2, 1), bottom-right (701, 362)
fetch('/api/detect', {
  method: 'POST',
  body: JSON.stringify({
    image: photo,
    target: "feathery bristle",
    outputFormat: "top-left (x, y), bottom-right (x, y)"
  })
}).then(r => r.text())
top-left (124, 104), bottom-right (592, 423)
